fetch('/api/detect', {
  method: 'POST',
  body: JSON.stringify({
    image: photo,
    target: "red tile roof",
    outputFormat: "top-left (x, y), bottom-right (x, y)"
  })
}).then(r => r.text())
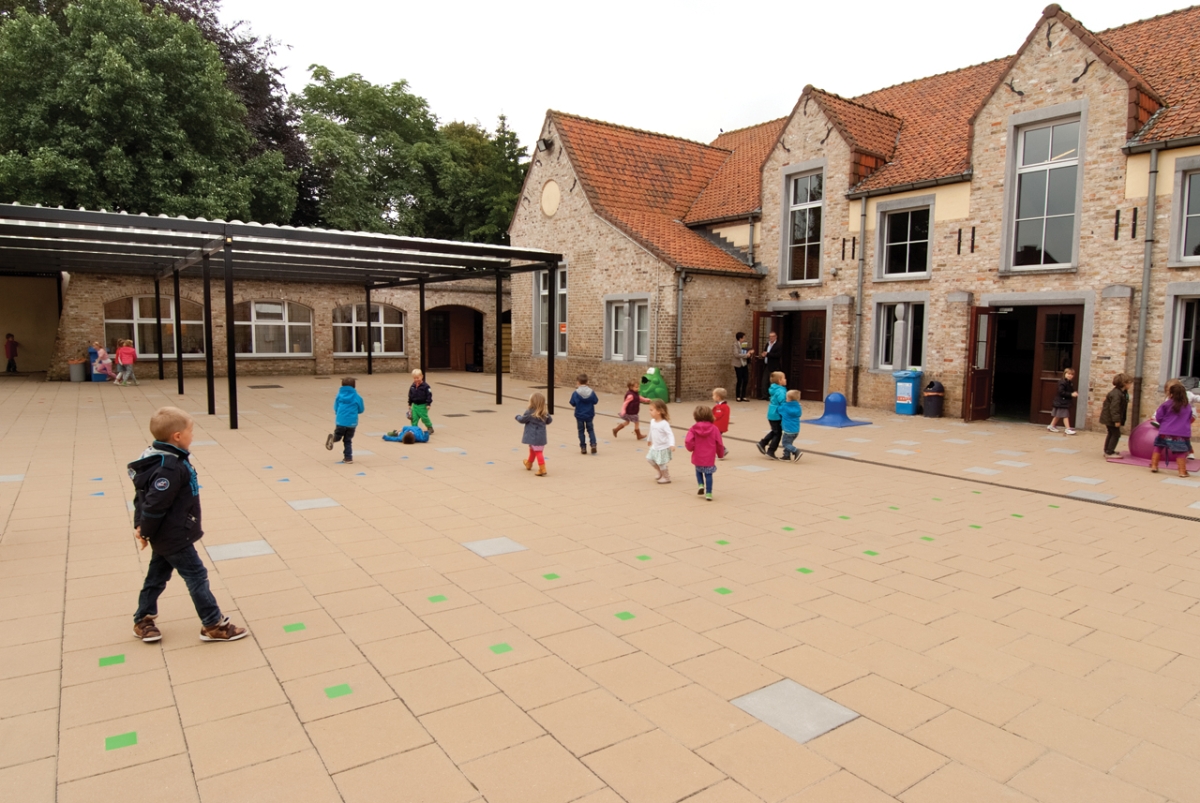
top-left (550, 111), bottom-right (757, 275)
top-left (685, 118), bottom-right (787, 225)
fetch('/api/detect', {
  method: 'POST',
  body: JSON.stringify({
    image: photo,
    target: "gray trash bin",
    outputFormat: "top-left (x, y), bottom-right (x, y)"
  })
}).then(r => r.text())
top-left (69, 362), bottom-right (86, 382)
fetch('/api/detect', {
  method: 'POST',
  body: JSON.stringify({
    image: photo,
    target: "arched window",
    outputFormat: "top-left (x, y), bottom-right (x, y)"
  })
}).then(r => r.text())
top-left (333, 303), bottom-right (405, 355)
top-left (233, 301), bottom-right (312, 355)
top-left (103, 297), bottom-right (204, 357)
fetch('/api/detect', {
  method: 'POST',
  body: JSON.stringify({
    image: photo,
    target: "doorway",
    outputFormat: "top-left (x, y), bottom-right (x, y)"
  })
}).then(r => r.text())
top-left (426, 306), bottom-right (483, 370)
top-left (784, 310), bottom-right (826, 401)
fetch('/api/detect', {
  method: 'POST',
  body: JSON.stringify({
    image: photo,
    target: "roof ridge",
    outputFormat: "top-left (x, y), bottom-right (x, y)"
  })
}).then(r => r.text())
top-left (806, 86), bottom-right (900, 120)
top-left (711, 116), bottom-right (789, 139)
top-left (548, 110), bottom-right (728, 152)
top-left (851, 55), bottom-right (1014, 102)
top-left (1096, 2), bottom-right (1200, 34)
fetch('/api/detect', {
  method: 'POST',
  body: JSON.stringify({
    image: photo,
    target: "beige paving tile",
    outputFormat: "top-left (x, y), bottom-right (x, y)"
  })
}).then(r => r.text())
top-left (282, 662), bottom-right (395, 723)
top-left (58, 754), bottom-right (199, 803)
top-left (785, 616), bottom-right (878, 656)
top-left (337, 605), bottom-right (426, 644)
top-left (462, 735), bottom-right (606, 803)
top-left (761, 646), bottom-right (868, 693)
top-left (583, 729), bottom-right (726, 803)
top-left (59, 667), bottom-right (176, 728)
top-left (386, 658), bottom-right (497, 716)
top-left (623, 622), bottom-right (721, 665)
top-left (60, 640), bottom-right (165, 687)
top-left (419, 693), bottom-right (543, 763)
top-left (659, 597), bottom-right (744, 631)
top-left (915, 669), bottom-right (1036, 726)
top-left (673, 648), bottom-right (782, 699)
top-left (451, 627), bottom-right (550, 672)
top-left (898, 762), bottom-right (1039, 803)
top-left (539, 625), bottom-right (636, 667)
top-left (421, 603), bottom-right (510, 641)
top-left (174, 666), bottom-right (289, 727)
top-left (359, 630), bottom-right (457, 675)
top-left (845, 640), bottom-right (949, 688)
top-left (0, 640), bottom-right (60, 681)
top-left (195, 749), bottom-right (341, 803)
top-left (0, 708), bottom-right (58, 769)
top-left (164, 639), bottom-right (267, 684)
top-left (1072, 630), bottom-right (1177, 672)
top-left (1000, 666), bottom-right (1123, 718)
top-left (184, 704), bottom-right (311, 780)
top-left (1096, 696), bottom-right (1200, 761)
top-left (0, 756), bottom-right (54, 802)
top-left (304, 699), bottom-right (431, 774)
top-left (807, 718), bottom-right (946, 796)
top-left (262, 634), bottom-right (365, 681)
top-left (485, 655), bottom-right (596, 709)
top-left (826, 674), bottom-right (948, 733)
top-left (1008, 752), bottom-right (1163, 803)
top-left (528, 688), bottom-right (654, 756)
top-left (698, 722), bottom-right (838, 801)
top-left (504, 601), bottom-right (591, 638)
top-left (334, 743), bottom-right (479, 803)
top-left (1001, 634), bottom-right (1107, 677)
top-left (908, 710), bottom-right (1043, 782)
top-left (1086, 659), bottom-right (1198, 710)
top-left (924, 638), bottom-right (1031, 683)
top-left (680, 779), bottom-right (761, 802)
top-left (1005, 703), bottom-right (1139, 771)
top-left (583, 652), bottom-right (690, 704)
top-left (58, 706), bottom-right (187, 783)
top-left (471, 581), bottom-right (552, 613)
top-left (633, 684), bottom-right (756, 749)
top-left (1111, 742), bottom-right (1200, 803)
top-left (785, 769), bottom-right (900, 802)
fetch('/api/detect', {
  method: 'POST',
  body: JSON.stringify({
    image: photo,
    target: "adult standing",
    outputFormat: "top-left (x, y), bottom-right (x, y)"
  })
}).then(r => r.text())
top-left (760, 330), bottom-right (783, 397)
top-left (732, 332), bottom-right (750, 402)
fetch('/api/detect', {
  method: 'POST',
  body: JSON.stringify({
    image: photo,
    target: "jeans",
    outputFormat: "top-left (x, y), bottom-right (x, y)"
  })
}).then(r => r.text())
top-left (134, 543), bottom-right (222, 626)
top-left (5, 358), bottom-right (15, 372)
top-left (576, 418), bottom-right (596, 447)
top-left (332, 425), bottom-right (356, 460)
top-left (117, 364), bottom-right (136, 383)
top-left (1104, 425), bottom-right (1122, 455)
top-left (695, 467), bottom-right (714, 493)
top-left (758, 419), bottom-right (782, 455)
top-left (734, 365), bottom-right (748, 399)
top-left (782, 431), bottom-right (800, 456)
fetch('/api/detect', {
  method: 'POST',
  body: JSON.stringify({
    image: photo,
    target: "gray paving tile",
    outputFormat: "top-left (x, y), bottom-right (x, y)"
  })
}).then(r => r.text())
top-left (1047, 448), bottom-right (1079, 454)
top-left (287, 497), bottom-right (341, 511)
top-left (964, 467), bottom-right (1001, 476)
top-left (1063, 476), bottom-right (1104, 485)
top-left (1161, 477), bottom-right (1200, 488)
top-left (736, 465), bottom-right (771, 472)
top-left (435, 447), bottom-right (466, 453)
top-left (893, 440), bottom-right (920, 446)
top-left (887, 449), bottom-right (917, 456)
top-left (943, 439), bottom-right (972, 445)
top-left (1067, 490), bottom-right (1117, 502)
top-left (732, 679), bottom-right (859, 745)
top-left (995, 460), bottom-right (1031, 468)
top-left (1188, 501), bottom-right (1200, 510)
top-left (206, 539), bottom-right (276, 561)
top-left (191, 440), bottom-right (218, 447)
top-left (845, 438), bottom-right (872, 443)
top-left (830, 451), bottom-right (859, 458)
top-left (462, 537), bottom-right (527, 557)
top-left (995, 450), bottom-right (1026, 457)
top-left (0, 474), bottom-right (24, 482)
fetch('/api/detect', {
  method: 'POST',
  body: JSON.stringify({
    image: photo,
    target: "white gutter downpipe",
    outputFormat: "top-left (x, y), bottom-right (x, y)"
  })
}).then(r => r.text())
top-left (1133, 147), bottom-right (1159, 424)
top-left (851, 197), bottom-right (868, 406)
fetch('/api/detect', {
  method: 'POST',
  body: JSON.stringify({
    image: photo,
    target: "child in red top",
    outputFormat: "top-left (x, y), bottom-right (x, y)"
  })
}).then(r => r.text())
top-left (685, 405), bottom-right (726, 502)
top-left (711, 387), bottom-right (730, 460)
top-left (612, 379), bottom-right (644, 440)
top-left (115, 340), bottom-right (139, 386)
top-left (4, 333), bottom-right (17, 373)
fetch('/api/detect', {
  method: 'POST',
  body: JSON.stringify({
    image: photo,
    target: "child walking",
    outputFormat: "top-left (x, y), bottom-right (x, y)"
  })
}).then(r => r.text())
top-left (712, 388), bottom-right (730, 459)
top-left (757, 372), bottom-right (787, 458)
top-left (128, 406), bottom-right (246, 643)
top-left (686, 405), bottom-right (726, 501)
top-left (326, 377), bottom-right (364, 464)
top-left (570, 373), bottom-right (599, 454)
top-left (115, 339), bottom-right (139, 385)
top-left (408, 369), bottom-right (434, 435)
top-left (517, 392), bottom-right (552, 476)
top-left (1151, 382), bottom-right (1196, 476)
top-left (1100, 373), bottom-right (1132, 456)
top-left (780, 389), bottom-right (803, 462)
top-left (612, 380), bottom-right (644, 440)
top-left (1047, 368), bottom-right (1079, 435)
top-left (645, 399), bottom-right (675, 483)
top-left (4, 333), bottom-right (17, 373)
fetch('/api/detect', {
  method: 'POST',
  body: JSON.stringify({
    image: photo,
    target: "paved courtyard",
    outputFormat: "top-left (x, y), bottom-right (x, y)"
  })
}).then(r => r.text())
top-left (1, 371), bottom-right (1199, 803)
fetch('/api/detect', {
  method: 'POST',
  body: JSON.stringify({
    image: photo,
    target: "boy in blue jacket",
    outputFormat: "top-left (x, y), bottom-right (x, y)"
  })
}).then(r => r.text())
top-left (569, 373), bottom-right (599, 454)
top-left (779, 389), bottom-right (803, 462)
top-left (757, 371), bottom-right (787, 459)
top-left (128, 407), bottom-right (246, 643)
top-left (326, 377), bottom-right (365, 464)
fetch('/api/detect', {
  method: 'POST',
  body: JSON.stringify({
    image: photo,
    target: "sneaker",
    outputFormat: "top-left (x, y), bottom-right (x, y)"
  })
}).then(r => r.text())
top-left (339, 459), bottom-right (353, 464)
top-left (200, 617), bottom-right (247, 642)
top-left (790, 450), bottom-right (803, 461)
top-left (697, 486), bottom-right (705, 495)
top-left (590, 445), bottom-right (597, 454)
top-left (1046, 425), bottom-right (1059, 433)
top-left (133, 616), bottom-right (161, 643)
top-left (1064, 429), bottom-right (1076, 436)
top-left (767, 452), bottom-right (779, 460)
top-left (325, 433), bottom-right (334, 450)
top-left (756, 443), bottom-right (767, 456)
top-left (705, 493), bottom-right (713, 501)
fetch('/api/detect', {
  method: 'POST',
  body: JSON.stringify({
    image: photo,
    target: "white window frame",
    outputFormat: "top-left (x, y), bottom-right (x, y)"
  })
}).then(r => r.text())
top-left (786, 172), bottom-right (824, 283)
top-left (102, 296), bottom-right (204, 359)
top-left (872, 299), bottom-right (927, 372)
top-left (332, 303), bottom-right (405, 356)
top-left (875, 194), bottom-right (935, 281)
top-left (234, 300), bottom-right (314, 357)
top-left (1168, 156), bottom-right (1200, 268)
top-left (778, 158), bottom-right (826, 286)
top-left (534, 266), bottom-right (567, 356)
top-left (603, 294), bottom-right (650, 363)
top-left (1174, 297), bottom-right (1200, 380)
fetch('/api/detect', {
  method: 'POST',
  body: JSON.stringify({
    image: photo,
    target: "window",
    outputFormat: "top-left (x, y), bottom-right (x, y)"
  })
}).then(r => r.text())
top-left (605, 298), bottom-right (650, 362)
top-left (535, 267), bottom-right (567, 355)
top-left (1013, 120), bottom-right (1079, 267)
top-left (333, 303), bottom-right (404, 355)
top-left (884, 208), bottom-right (930, 275)
top-left (875, 302), bottom-right (925, 370)
top-left (103, 296), bottom-right (204, 357)
top-left (234, 300), bottom-right (313, 355)
top-left (787, 173), bottom-right (823, 282)
top-left (1184, 173), bottom-right (1200, 261)
top-left (1178, 299), bottom-right (1200, 381)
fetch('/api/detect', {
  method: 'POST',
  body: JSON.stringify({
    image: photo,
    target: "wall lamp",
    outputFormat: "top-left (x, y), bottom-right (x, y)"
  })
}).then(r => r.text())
top-left (537, 138), bottom-right (554, 152)
top-left (789, 290), bottom-right (800, 300)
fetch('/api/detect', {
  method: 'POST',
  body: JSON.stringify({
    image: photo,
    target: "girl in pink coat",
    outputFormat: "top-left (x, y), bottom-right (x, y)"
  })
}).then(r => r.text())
top-left (685, 405), bottom-right (726, 501)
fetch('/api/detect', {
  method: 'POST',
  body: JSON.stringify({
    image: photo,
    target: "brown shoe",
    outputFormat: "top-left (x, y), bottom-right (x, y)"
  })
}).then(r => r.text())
top-left (133, 615), bottom-right (161, 643)
top-left (522, 458), bottom-right (532, 470)
top-left (200, 617), bottom-right (248, 642)
top-left (535, 465), bottom-right (547, 477)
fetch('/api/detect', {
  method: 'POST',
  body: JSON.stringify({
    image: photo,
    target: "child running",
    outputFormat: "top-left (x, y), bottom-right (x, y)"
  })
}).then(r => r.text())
top-left (712, 388), bottom-right (730, 459)
top-left (612, 380), bottom-right (644, 440)
top-left (115, 339), bottom-right (139, 386)
top-left (569, 373), bottom-right (599, 454)
top-left (1151, 382), bottom-right (1196, 477)
top-left (408, 369), bottom-right (434, 435)
top-left (517, 392), bottom-right (552, 476)
top-left (128, 407), bottom-right (246, 643)
top-left (1099, 373), bottom-right (1132, 456)
top-left (326, 377), bottom-right (364, 464)
top-left (645, 399), bottom-right (675, 483)
top-left (1047, 368), bottom-right (1079, 435)
top-left (780, 389), bottom-right (803, 461)
top-left (685, 405), bottom-right (726, 501)
top-left (757, 371), bottom-right (787, 459)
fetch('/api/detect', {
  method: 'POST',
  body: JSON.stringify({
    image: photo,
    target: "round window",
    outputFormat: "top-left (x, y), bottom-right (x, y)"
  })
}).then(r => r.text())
top-left (540, 180), bottom-right (561, 217)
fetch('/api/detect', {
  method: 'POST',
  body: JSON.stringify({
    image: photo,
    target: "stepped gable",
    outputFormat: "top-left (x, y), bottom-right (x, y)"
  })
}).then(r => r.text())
top-left (685, 117), bottom-right (787, 225)
top-left (802, 87), bottom-right (905, 189)
top-left (550, 111), bottom-right (756, 275)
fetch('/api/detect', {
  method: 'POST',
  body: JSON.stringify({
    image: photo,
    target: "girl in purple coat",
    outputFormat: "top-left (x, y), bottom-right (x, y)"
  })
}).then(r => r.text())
top-left (685, 405), bottom-right (726, 501)
top-left (1151, 382), bottom-right (1196, 477)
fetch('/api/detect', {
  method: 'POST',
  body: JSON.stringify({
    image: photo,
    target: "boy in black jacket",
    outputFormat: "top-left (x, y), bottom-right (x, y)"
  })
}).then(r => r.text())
top-left (128, 407), bottom-right (246, 643)
top-left (408, 368), bottom-right (435, 435)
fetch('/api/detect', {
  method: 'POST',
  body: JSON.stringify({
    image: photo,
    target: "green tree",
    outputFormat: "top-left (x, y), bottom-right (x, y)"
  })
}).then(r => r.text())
top-left (0, 0), bottom-right (296, 221)
top-left (432, 115), bottom-right (528, 244)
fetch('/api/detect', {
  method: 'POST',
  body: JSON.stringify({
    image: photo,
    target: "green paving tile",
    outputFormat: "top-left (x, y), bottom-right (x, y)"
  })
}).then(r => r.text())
top-left (614, 612), bottom-right (636, 621)
top-left (863, 550), bottom-right (879, 556)
top-left (1011, 514), bottom-right (1024, 518)
top-left (489, 643), bottom-right (513, 655)
top-left (714, 587), bottom-right (732, 595)
top-left (98, 654), bottom-right (125, 667)
top-left (282, 622), bottom-right (306, 633)
top-left (969, 525), bottom-right (982, 529)
top-left (933, 497), bottom-right (942, 501)
top-left (796, 567), bottom-right (813, 574)
top-left (427, 594), bottom-right (448, 603)
top-left (920, 536), bottom-right (935, 541)
top-left (888, 506), bottom-right (899, 510)
top-left (715, 540), bottom-right (729, 545)
top-left (324, 684), bottom-right (352, 699)
top-left (1049, 504), bottom-right (1060, 508)
top-left (972, 491), bottom-right (982, 494)
top-left (635, 555), bottom-right (651, 561)
top-left (105, 732), bottom-right (137, 751)
top-left (542, 573), bottom-right (560, 580)
top-left (782, 526), bottom-right (795, 531)
top-left (838, 515), bottom-right (850, 520)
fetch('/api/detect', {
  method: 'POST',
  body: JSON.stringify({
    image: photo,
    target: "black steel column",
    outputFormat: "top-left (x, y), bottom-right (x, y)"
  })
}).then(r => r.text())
top-left (495, 271), bottom-right (503, 405)
top-left (545, 265), bottom-right (555, 414)
top-left (364, 284), bottom-right (373, 375)
top-left (222, 237), bottom-right (238, 429)
top-left (154, 279), bottom-right (164, 379)
top-left (172, 269), bottom-right (184, 395)
top-left (202, 255), bottom-right (216, 415)
top-left (418, 280), bottom-right (427, 371)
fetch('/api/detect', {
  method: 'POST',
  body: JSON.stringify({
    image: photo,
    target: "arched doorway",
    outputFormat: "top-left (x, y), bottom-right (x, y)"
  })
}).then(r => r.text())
top-left (427, 305), bottom-right (483, 370)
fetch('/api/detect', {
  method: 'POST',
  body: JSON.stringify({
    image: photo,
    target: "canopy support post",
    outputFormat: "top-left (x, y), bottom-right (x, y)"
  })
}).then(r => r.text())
top-left (495, 271), bottom-right (503, 406)
top-left (202, 255), bottom-right (216, 415)
top-left (365, 284), bottom-right (373, 375)
top-left (223, 236), bottom-right (238, 430)
top-left (154, 278), bottom-right (164, 380)
top-left (172, 269), bottom-right (184, 395)
top-left (418, 279), bottom-right (427, 372)
top-left (545, 264), bottom-right (555, 414)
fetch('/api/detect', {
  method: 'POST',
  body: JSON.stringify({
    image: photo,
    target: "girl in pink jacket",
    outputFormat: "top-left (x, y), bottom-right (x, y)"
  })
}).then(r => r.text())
top-left (115, 340), bottom-right (139, 385)
top-left (685, 405), bottom-right (726, 501)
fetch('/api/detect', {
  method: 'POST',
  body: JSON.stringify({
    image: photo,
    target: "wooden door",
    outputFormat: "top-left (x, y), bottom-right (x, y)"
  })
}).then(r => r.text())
top-left (1030, 305), bottom-right (1084, 424)
top-left (787, 310), bottom-right (826, 401)
top-left (501, 323), bottom-right (511, 372)
top-left (428, 311), bottom-right (451, 368)
top-left (750, 311), bottom-right (779, 400)
top-left (964, 307), bottom-right (998, 421)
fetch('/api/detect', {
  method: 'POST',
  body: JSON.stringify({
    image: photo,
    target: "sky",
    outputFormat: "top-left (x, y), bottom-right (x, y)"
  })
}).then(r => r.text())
top-left (220, 0), bottom-right (1189, 148)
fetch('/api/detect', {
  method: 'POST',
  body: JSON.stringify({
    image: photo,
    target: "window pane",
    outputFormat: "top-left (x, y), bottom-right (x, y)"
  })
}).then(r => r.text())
top-left (887, 211), bottom-right (909, 244)
top-left (105, 298), bottom-right (134, 319)
top-left (288, 302), bottom-right (311, 323)
top-left (1017, 171), bottom-right (1047, 219)
top-left (333, 306), bottom-right (352, 324)
top-left (180, 323), bottom-right (204, 354)
top-left (792, 177), bottom-right (804, 206)
top-left (809, 172), bottom-right (823, 201)
top-left (233, 302), bottom-right (251, 322)
top-left (886, 243), bottom-right (908, 274)
top-left (384, 326), bottom-right (403, 353)
top-left (788, 246), bottom-right (805, 281)
top-left (910, 208), bottom-right (930, 240)
top-left (1046, 165), bottom-right (1077, 216)
top-left (136, 322), bottom-right (162, 355)
top-left (288, 325), bottom-right (312, 354)
top-left (354, 303), bottom-right (367, 321)
top-left (180, 300), bottom-right (203, 321)
top-left (1057, 313), bottom-right (1076, 343)
top-left (881, 306), bottom-right (897, 365)
top-left (908, 241), bottom-right (928, 272)
top-left (1014, 219), bottom-right (1045, 266)
top-left (1189, 174), bottom-right (1200, 216)
top-left (1180, 301), bottom-right (1198, 377)
top-left (383, 306), bottom-right (402, 325)
top-left (105, 322), bottom-right (134, 352)
top-left (333, 326), bottom-right (353, 353)
top-left (808, 205), bottom-right (822, 241)
top-left (804, 244), bottom-right (821, 281)
top-left (234, 323), bottom-right (252, 353)
top-left (1051, 122), bottom-right (1079, 161)
top-left (255, 301), bottom-right (284, 320)
top-left (635, 304), bottom-right (648, 358)
top-left (557, 269), bottom-right (566, 290)
top-left (1043, 215), bottom-right (1074, 264)
top-left (255, 324), bottom-right (286, 353)
top-left (791, 209), bottom-right (809, 244)
top-left (1022, 126), bottom-right (1052, 166)
top-left (137, 297), bottom-right (160, 318)
top-left (909, 304), bottom-right (925, 368)
top-left (1186, 216), bottom-right (1200, 259)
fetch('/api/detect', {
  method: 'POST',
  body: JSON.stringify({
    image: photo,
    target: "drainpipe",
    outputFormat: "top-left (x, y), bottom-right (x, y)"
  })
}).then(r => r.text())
top-left (675, 270), bottom-right (685, 403)
top-left (1132, 147), bottom-right (1159, 424)
top-left (851, 197), bottom-right (868, 406)
top-left (747, 216), bottom-right (755, 267)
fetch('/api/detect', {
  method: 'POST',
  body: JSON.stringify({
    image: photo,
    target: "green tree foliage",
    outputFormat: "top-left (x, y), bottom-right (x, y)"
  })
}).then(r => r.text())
top-left (0, 0), bottom-right (296, 221)
top-left (433, 116), bottom-right (527, 244)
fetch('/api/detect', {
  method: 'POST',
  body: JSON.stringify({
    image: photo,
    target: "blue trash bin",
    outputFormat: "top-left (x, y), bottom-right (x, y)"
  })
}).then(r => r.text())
top-left (892, 370), bottom-right (923, 415)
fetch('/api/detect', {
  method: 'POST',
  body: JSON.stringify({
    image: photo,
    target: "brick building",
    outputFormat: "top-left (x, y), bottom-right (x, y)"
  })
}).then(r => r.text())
top-left (509, 4), bottom-right (1200, 429)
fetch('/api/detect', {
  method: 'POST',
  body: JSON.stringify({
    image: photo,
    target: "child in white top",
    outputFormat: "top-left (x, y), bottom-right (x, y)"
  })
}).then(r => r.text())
top-left (645, 399), bottom-right (676, 484)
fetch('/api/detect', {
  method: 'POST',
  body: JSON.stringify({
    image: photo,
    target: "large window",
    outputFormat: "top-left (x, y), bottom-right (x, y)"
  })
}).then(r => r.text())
top-left (333, 303), bottom-right (404, 355)
top-left (606, 298), bottom-right (649, 362)
top-left (535, 267), bottom-right (567, 356)
top-left (875, 302), bottom-right (925, 370)
top-left (884, 208), bottom-right (931, 275)
top-left (1013, 120), bottom-right (1079, 267)
top-left (787, 173), bottom-right (823, 282)
top-left (1184, 173), bottom-right (1200, 261)
top-left (103, 297), bottom-right (204, 357)
top-left (234, 301), bottom-right (312, 355)
top-left (1177, 299), bottom-right (1200, 381)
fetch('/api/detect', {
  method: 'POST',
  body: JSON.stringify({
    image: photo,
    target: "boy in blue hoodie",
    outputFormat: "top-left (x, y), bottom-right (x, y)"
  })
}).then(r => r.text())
top-left (326, 377), bottom-right (365, 464)
top-left (569, 373), bottom-right (599, 454)
top-left (779, 389), bottom-right (803, 462)
top-left (756, 371), bottom-right (787, 459)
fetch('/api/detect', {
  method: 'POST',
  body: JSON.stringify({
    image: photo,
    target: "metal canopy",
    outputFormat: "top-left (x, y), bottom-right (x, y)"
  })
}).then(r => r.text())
top-left (0, 203), bottom-right (563, 427)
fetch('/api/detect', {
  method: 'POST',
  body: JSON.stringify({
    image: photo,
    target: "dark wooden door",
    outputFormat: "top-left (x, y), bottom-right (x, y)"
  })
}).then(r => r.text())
top-left (787, 310), bottom-right (826, 401)
top-left (964, 306), bottom-right (998, 421)
top-left (428, 311), bottom-right (451, 368)
top-left (1030, 305), bottom-right (1084, 425)
top-left (750, 311), bottom-right (780, 400)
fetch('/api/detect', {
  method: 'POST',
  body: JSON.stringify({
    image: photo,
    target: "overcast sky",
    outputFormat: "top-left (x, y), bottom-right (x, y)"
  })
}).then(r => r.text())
top-left (220, 0), bottom-right (1187, 148)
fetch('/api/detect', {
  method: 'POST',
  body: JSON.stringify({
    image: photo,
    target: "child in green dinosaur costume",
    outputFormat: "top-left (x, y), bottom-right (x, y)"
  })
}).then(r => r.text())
top-left (640, 368), bottom-right (670, 403)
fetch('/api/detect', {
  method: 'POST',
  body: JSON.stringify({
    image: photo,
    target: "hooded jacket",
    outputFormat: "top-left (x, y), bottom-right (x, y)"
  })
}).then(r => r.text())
top-left (767, 382), bottom-right (787, 421)
top-left (780, 399), bottom-right (802, 433)
top-left (685, 421), bottom-right (726, 466)
top-left (516, 409), bottom-right (552, 445)
top-left (569, 385), bottom-right (599, 420)
top-left (127, 442), bottom-right (202, 555)
top-left (334, 386), bottom-right (365, 427)
top-left (408, 380), bottom-right (433, 406)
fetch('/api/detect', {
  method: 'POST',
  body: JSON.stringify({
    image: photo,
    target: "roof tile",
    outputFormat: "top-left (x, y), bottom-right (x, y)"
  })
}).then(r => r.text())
top-left (685, 118), bottom-right (787, 224)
